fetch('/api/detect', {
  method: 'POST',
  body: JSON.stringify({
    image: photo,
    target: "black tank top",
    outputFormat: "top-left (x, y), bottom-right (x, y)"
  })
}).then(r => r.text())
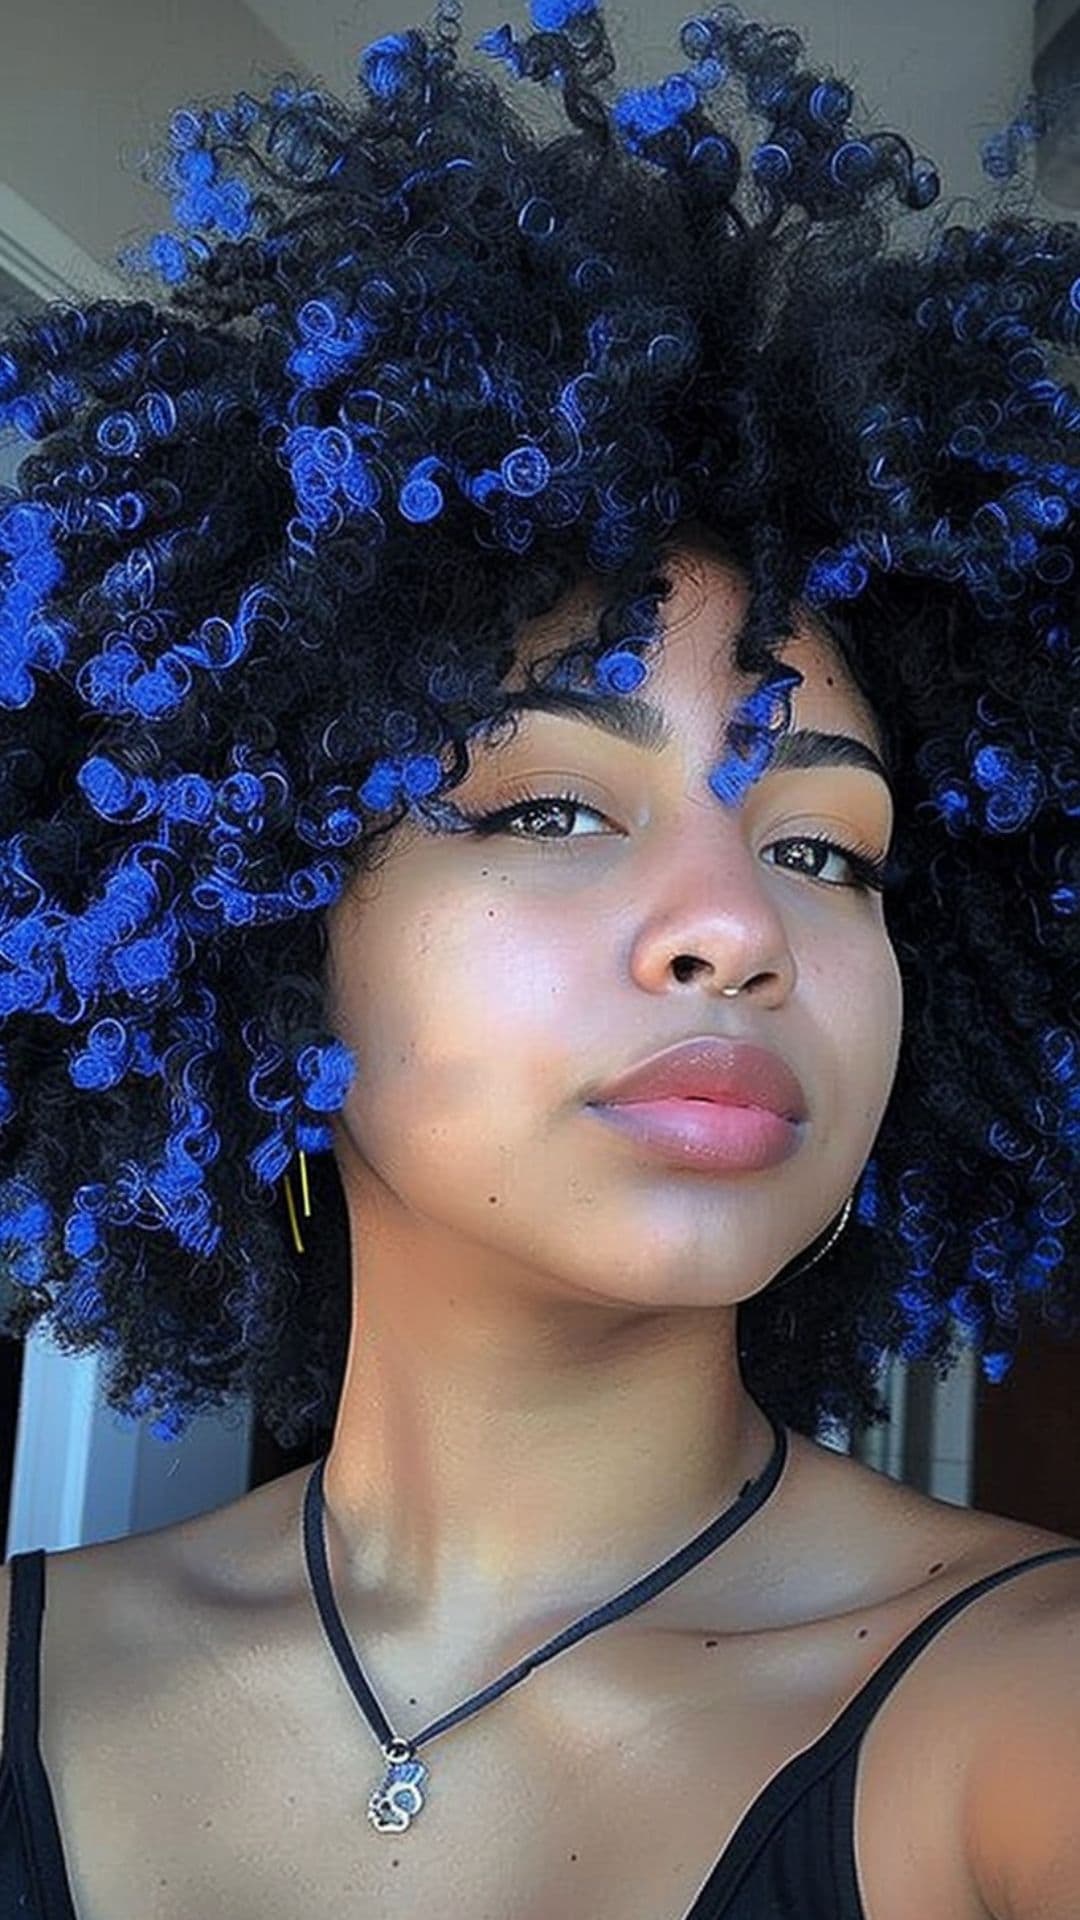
top-left (3, 1540), bottom-right (1080, 1918)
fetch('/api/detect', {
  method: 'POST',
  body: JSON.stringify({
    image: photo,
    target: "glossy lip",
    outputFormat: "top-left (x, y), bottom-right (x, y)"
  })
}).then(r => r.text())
top-left (585, 1036), bottom-right (808, 1123)
top-left (586, 1098), bottom-right (802, 1172)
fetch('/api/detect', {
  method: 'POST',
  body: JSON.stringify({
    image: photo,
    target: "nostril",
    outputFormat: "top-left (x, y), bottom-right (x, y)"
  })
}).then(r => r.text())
top-left (672, 956), bottom-right (716, 984)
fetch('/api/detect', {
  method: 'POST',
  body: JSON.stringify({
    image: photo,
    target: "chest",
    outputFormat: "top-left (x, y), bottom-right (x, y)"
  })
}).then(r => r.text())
top-left (40, 1595), bottom-right (988, 1920)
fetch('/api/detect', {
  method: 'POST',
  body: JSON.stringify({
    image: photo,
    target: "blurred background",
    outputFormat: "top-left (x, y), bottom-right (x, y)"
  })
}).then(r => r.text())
top-left (1, 0), bottom-right (1078, 1559)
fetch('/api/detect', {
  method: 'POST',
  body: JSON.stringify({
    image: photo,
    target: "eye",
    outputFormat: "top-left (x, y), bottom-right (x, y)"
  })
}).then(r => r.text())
top-left (762, 836), bottom-right (887, 893)
top-left (455, 788), bottom-right (889, 894)
top-left (460, 787), bottom-right (605, 841)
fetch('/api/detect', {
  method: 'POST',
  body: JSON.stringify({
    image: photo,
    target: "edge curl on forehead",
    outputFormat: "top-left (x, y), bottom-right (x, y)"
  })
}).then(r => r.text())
top-left (660, 530), bottom-right (892, 774)
top-left (503, 527), bottom-right (890, 775)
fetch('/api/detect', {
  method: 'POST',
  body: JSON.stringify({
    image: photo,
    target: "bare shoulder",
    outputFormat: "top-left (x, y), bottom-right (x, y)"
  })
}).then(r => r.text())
top-left (10, 1448), bottom-right (1080, 1920)
top-left (0, 1527), bottom-right (159, 1749)
top-left (914, 1490), bottom-right (1080, 1727)
top-left (812, 1446), bottom-right (1080, 1752)
top-left (783, 1437), bottom-right (1080, 1918)
top-left (18, 1464), bottom-right (311, 1711)
top-left (775, 1425), bottom-right (1080, 1623)
top-left (887, 1479), bottom-right (1080, 1920)
top-left (955, 1528), bottom-right (1080, 1920)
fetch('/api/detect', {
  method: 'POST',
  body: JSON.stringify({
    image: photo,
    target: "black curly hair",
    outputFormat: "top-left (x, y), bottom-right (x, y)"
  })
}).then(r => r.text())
top-left (0, 0), bottom-right (1076, 1454)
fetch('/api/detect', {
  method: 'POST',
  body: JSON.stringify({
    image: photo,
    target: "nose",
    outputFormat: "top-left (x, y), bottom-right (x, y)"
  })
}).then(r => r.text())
top-left (626, 824), bottom-right (798, 1005)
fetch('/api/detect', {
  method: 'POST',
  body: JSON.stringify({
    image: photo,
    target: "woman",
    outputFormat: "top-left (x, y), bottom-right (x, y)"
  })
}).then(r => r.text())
top-left (0, 1), bottom-right (1078, 1914)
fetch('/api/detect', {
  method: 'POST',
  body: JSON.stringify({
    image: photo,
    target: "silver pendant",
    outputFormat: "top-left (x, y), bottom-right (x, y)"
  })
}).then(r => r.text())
top-left (367, 1739), bottom-right (429, 1833)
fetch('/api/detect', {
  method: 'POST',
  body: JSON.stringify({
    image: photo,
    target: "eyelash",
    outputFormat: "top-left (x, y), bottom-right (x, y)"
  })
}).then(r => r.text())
top-left (455, 786), bottom-right (890, 895)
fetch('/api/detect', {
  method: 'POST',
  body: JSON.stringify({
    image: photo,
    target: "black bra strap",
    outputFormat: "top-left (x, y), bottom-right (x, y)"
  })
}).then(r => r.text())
top-left (3, 1549), bottom-right (46, 1769)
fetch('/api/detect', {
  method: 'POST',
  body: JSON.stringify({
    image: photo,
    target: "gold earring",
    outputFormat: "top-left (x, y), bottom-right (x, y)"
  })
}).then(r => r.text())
top-left (282, 1149), bottom-right (312, 1254)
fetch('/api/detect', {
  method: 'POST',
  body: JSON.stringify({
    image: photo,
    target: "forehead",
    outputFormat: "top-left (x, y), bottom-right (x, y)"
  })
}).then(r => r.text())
top-left (510, 545), bottom-right (881, 748)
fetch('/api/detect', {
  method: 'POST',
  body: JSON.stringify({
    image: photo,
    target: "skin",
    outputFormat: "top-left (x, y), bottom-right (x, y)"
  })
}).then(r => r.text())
top-left (316, 545), bottom-right (901, 1666)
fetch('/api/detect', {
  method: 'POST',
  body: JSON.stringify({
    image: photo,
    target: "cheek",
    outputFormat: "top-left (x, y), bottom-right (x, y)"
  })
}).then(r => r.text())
top-left (867, 923), bottom-right (904, 1042)
top-left (327, 891), bottom-right (575, 1150)
top-left (802, 920), bottom-right (902, 1086)
top-left (848, 935), bottom-right (904, 1128)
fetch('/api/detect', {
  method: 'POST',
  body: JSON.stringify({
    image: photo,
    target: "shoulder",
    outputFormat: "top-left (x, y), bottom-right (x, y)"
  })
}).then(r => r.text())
top-left (936, 1501), bottom-right (1080, 1718)
top-left (949, 1516), bottom-right (1080, 1920)
top-left (0, 1534), bottom-right (150, 1753)
top-left (796, 1442), bottom-right (1080, 1919)
top-left (763, 1424), bottom-right (1080, 1623)
top-left (10, 1464), bottom-right (311, 1708)
top-left (808, 1429), bottom-right (1080, 1667)
top-left (853, 1465), bottom-right (1080, 1920)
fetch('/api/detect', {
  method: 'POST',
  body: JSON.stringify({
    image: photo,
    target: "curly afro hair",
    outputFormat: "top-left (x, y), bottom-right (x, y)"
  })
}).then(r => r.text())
top-left (0, 0), bottom-right (1076, 1453)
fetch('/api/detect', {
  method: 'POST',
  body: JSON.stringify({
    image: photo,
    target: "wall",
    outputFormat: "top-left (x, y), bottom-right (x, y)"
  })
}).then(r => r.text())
top-left (0, 0), bottom-right (1053, 296)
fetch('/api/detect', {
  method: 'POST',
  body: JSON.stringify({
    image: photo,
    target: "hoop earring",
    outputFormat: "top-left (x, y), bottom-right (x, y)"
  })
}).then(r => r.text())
top-left (282, 1149), bottom-right (312, 1254)
top-left (776, 1191), bottom-right (855, 1283)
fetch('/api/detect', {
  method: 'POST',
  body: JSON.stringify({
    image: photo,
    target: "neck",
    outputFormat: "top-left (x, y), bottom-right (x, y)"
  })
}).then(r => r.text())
top-left (319, 1249), bottom-right (779, 1649)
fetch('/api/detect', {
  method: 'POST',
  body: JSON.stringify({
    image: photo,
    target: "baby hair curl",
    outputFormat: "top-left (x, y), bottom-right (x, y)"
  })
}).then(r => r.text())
top-left (0, 0), bottom-right (1077, 1451)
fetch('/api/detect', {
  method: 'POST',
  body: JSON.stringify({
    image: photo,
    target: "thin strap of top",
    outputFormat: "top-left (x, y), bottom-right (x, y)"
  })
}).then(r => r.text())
top-left (825, 1542), bottom-right (1080, 1727)
top-left (2, 1547), bottom-right (78, 1920)
top-left (711, 1542), bottom-right (1080, 1907)
top-left (4, 1549), bottom-right (46, 1772)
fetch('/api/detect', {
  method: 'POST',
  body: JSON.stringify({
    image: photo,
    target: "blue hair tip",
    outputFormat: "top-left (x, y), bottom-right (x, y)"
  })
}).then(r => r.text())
top-left (399, 479), bottom-right (444, 523)
top-left (358, 759), bottom-right (405, 810)
top-left (529, 0), bottom-right (599, 28)
top-left (593, 648), bottom-right (647, 694)
top-left (401, 753), bottom-right (444, 800)
top-left (500, 445), bottom-right (551, 495)
top-left (359, 33), bottom-right (417, 99)
top-left (981, 1350), bottom-right (1013, 1384)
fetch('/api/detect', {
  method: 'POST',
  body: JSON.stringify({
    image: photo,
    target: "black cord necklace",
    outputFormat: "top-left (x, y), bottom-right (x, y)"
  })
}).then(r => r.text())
top-left (300, 1410), bottom-right (789, 1832)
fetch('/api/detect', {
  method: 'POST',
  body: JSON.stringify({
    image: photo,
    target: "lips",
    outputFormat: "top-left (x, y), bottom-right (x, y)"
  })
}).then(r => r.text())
top-left (587, 1036), bottom-right (808, 1123)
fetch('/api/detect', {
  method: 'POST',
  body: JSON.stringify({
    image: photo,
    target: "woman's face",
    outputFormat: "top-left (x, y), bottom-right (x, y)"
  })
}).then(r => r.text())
top-left (322, 550), bottom-right (902, 1312)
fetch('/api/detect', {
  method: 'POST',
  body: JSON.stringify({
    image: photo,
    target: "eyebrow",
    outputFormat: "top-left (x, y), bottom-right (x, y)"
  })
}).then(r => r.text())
top-left (495, 687), bottom-right (893, 788)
